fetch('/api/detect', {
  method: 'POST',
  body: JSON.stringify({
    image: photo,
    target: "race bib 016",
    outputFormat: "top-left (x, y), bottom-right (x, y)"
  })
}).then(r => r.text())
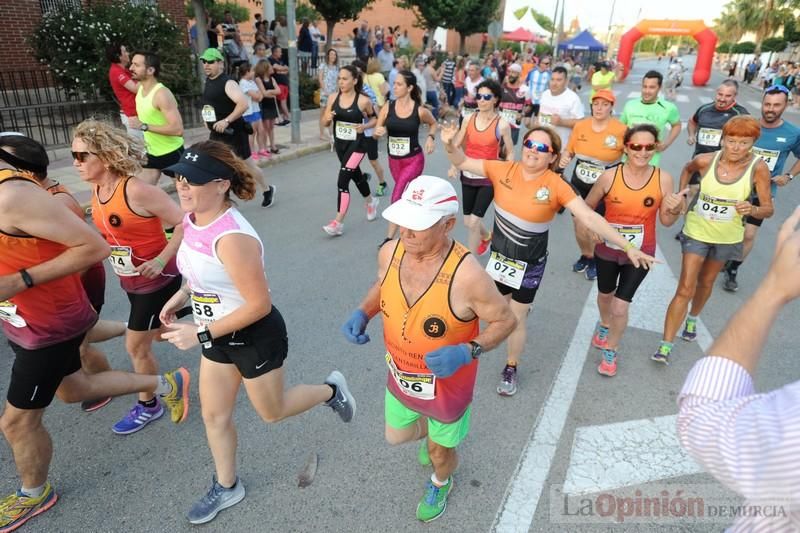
top-left (108, 246), bottom-right (139, 277)
top-left (575, 160), bottom-right (605, 184)
top-left (335, 121), bottom-right (358, 141)
top-left (386, 353), bottom-right (436, 400)
top-left (486, 251), bottom-right (527, 289)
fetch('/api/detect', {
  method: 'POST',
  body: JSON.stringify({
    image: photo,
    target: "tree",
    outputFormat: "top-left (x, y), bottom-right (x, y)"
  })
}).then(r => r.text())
top-left (307, 0), bottom-right (374, 47)
top-left (761, 36), bottom-right (787, 53)
top-left (530, 8), bottom-right (554, 34)
top-left (784, 16), bottom-right (800, 43)
top-left (715, 0), bottom-right (797, 54)
top-left (716, 42), bottom-right (733, 53)
top-left (184, 0), bottom-right (250, 23)
top-left (395, 0), bottom-right (449, 31)
top-left (401, 0), bottom-right (500, 54)
top-left (731, 41), bottom-right (756, 54)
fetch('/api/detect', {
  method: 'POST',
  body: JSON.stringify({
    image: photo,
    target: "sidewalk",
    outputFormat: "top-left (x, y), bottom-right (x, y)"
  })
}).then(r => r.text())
top-left (49, 108), bottom-right (328, 211)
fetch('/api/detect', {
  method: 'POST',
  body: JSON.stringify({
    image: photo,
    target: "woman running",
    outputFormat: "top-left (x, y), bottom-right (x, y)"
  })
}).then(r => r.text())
top-left (373, 70), bottom-right (437, 246)
top-left (584, 124), bottom-right (686, 377)
top-left (320, 65), bottom-right (380, 236)
top-left (158, 141), bottom-right (355, 525)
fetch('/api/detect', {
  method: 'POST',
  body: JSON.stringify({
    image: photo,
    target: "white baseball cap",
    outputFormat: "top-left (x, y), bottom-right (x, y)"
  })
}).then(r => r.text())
top-left (382, 175), bottom-right (459, 231)
top-left (508, 63), bottom-right (522, 73)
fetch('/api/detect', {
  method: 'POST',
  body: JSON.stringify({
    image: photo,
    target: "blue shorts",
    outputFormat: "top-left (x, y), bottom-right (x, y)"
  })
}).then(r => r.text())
top-left (244, 112), bottom-right (262, 123)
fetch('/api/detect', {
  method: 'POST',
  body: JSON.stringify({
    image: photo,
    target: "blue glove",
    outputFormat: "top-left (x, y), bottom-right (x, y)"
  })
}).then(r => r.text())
top-left (424, 344), bottom-right (471, 378)
top-left (341, 309), bottom-right (370, 344)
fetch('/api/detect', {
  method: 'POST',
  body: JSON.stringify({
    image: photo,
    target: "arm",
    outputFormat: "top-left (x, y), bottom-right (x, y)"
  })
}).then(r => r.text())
top-left (771, 148), bottom-right (800, 187)
top-left (440, 123), bottom-right (487, 177)
top-left (419, 106), bottom-right (437, 154)
top-left (358, 96), bottom-right (377, 131)
top-left (499, 120), bottom-right (515, 161)
top-left (214, 80), bottom-right (249, 133)
top-left (147, 87), bottom-right (184, 137)
top-left (657, 169), bottom-right (686, 227)
top-left (321, 92), bottom-right (336, 127)
top-left (123, 79), bottom-right (139, 94)
top-left (341, 241), bottom-right (393, 344)
top-left (659, 121), bottom-right (682, 152)
top-left (583, 169), bottom-right (614, 210)
top-left (373, 104), bottom-right (390, 137)
top-left (748, 161), bottom-right (774, 220)
top-left (245, 87), bottom-right (263, 103)
top-left (125, 178), bottom-right (184, 277)
top-left (0, 182), bottom-right (109, 300)
top-left (679, 154), bottom-right (707, 191)
top-left (264, 77), bottom-right (281, 97)
top-left (686, 117), bottom-right (697, 146)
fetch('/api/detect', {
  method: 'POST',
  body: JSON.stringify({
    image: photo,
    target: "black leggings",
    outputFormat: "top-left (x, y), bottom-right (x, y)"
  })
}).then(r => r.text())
top-left (595, 255), bottom-right (649, 303)
top-left (335, 141), bottom-right (370, 214)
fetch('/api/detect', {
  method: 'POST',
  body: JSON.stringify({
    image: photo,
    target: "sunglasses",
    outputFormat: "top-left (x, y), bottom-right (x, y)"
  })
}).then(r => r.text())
top-left (764, 84), bottom-right (790, 94)
top-left (541, 62), bottom-right (551, 66)
top-left (626, 143), bottom-right (657, 152)
top-left (176, 175), bottom-right (224, 186)
top-left (476, 94), bottom-right (494, 101)
top-left (200, 59), bottom-right (219, 64)
top-left (523, 139), bottom-right (554, 153)
top-left (71, 151), bottom-right (95, 163)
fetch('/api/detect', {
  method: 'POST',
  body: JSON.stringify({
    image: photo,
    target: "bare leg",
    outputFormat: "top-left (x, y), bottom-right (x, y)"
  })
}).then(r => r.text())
top-left (85, 319), bottom-right (126, 344)
top-left (369, 158), bottom-right (386, 184)
top-left (0, 406), bottom-right (50, 488)
top-left (199, 358), bottom-right (242, 488)
top-left (244, 157), bottom-right (267, 190)
top-left (385, 418), bottom-right (428, 445)
top-left (506, 298), bottom-right (531, 365)
top-left (662, 253), bottom-right (705, 343)
top-left (574, 218), bottom-right (595, 258)
top-left (597, 291), bottom-right (613, 329)
top-left (463, 214), bottom-right (489, 255)
top-left (125, 329), bottom-right (162, 402)
top-left (429, 443), bottom-right (458, 483)
top-left (79, 342), bottom-right (112, 374)
top-left (242, 366), bottom-right (332, 423)
top-left (687, 258), bottom-right (726, 317)
top-left (605, 297), bottom-right (631, 349)
top-left (741, 223), bottom-right (759, 261)
top-left (55, 367), bottom-right (160, 403)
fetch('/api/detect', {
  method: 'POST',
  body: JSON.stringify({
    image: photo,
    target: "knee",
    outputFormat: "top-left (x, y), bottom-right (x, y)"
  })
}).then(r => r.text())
top-left (56, 384), bottom-right (84, 404)
top-left (0, 412), bottom-right (40, 439)
top-left (610, 299), bottom-right (630, 320)
top-left (384, 427), bottom-right (407, 445)
top-left (463, 216), bottom-right (476, 229)
top-left (201, 408), bottom-right (236, 429)
top-left (256, 410), bottom-right (285, 424)
top-left (428, 443), bottom-right (454, 464)
top-left (125, 337), bottom-right (152, 361)
top-left (675, 283), bottom-right (696, 301)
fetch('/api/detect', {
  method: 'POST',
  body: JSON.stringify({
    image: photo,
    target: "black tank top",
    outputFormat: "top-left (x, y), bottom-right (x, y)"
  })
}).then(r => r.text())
top-left (332, 92), bottom-right (364, 145)
top-left (261, 77), bottom-right (277, 108)
top-left (385, 100), bottom-right (421, 159)
top-left (202, 74), bottom-right (242, 130)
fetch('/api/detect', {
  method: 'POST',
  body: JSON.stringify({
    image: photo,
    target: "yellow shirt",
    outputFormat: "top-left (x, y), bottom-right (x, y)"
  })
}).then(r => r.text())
top-left (590, 71), bottom-right (615, 98)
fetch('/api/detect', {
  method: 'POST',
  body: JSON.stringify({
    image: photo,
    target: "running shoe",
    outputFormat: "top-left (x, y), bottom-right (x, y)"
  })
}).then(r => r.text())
top-left (187, 476), bottom-right (245, 525)
top-left (366, 197), bottom-right (380, 221)
top-left (651, 344), bottom-right (671, 365)
top-left (323, 220), bottom-right (343, 236)
top-left (585, 258), bottom-right (598, 281)
top-left (0, 482), bottom-right (57, 533)
top-left (597, 349), bottom-right (617, 377)
top-left (111, 401), bottom-right (164, 435)
top-left (277, 119), bottom-right (290, 126)
top-left (375, 183), bottom-right (387, 197)
top-left (261, 185), bottom-right (276, 208)
top-left (476, 233), bottom-right (492, 256)
top-left (81, 397), bottom-right (111, 413)
top-left (258, 149), bottom-right (271, 158)
top-left (416, 478), bottom-right (453, 522)
top-left (497, 364), bottom-right (518, 396)
top-left (572, 256), bottom-right (589, 273)
top-left (591, 323), bottom-right (609, 350)
top-left (251, 152), bottom-right (260, 162)
top-left (722, 270), bottom-right (738, 292)
top-left (680, 318), bottom-right (697, 342)
top-left (162, 367), bottom-right (191, 423)
top-left (418, 438), bottom-right (431, 466)
top-left (324, 370), bottom-right (356, 422)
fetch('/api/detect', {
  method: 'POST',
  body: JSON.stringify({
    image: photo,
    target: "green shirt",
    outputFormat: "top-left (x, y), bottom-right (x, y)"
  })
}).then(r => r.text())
top-left (620, 98), bottom-right (681, 166)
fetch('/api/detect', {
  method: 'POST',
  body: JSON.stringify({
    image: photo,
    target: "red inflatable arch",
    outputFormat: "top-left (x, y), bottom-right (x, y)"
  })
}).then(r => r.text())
top-left (617, 20), bottom-right (717, 86)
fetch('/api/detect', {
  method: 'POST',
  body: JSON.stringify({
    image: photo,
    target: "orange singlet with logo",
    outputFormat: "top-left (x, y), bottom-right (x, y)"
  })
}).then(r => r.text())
top-left (0, 170), bottom-right (96, 349)
top-left (91, 176), bottom-right (177, 294)
top-left (380, 240), bottom-right (479, 423)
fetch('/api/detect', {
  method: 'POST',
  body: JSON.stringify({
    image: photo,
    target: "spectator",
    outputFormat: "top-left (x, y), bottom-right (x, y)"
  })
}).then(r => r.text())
top-left (453, 57), bottom-right (466, 107)
top-left (412, 56), bottom-right (428, 105)
top-left (318, 48), bottom-right (339, 140)
top-left (355, 22), bottom-right (371, 61)
top-left (365, 58), bottom-right (389, 107)
top-left (105, 42), bottom-right (141, 141)
top-left (274, 16), bottom-right (289, 60)
top-left (397, 29), bottom-right (410, 49)
top-left (309, 21), bottom-right (323, 69)
top-left (377, 42), bottom-right (395, 79)
top-left (677, 207), bottom-right (800, 532)
top-left (438, 51), bottom-right (457, 106)
top-left (297, 18), bottom-right (314, 74)
top-left (388, 56), bottom-right (409, 101)
top-left (268, 46), bottom-right (291, 125)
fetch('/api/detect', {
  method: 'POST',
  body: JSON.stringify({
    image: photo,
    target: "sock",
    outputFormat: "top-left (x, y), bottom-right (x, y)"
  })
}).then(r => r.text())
top-left (431, 473), bottom-right (449, 487)
top-left (140, 397), bottom-right (158, 408)
top-left (506, 361), bottom-right (517, 368)
top-left (20, 484), bottom-right (45, 498)
top-left (597, 324), bottom-right (609, 340)
top-left (154, 375), bottom-right (172, 396)
top-left (686, 315), bottom-right (698, 324)
top-left (727, 260), bottom-right (742, 273)
top-left (326, 383), bottom-right (338, 402)
top-left (602, 348), bottom-right (616, 363)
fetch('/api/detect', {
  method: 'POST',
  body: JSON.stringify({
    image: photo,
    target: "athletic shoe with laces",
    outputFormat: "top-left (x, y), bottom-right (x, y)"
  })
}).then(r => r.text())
top-left (416, 478), bottom-right (453, 522)
top-left (162, 367), bottom-right (191, 423)
top-left (81, 396), bottom-right (111, 413)
top-left (585, 258), bottom-right (598, 281)
top-left (366, 197), bottom-right (380, 221)
top-left (261, 185), bottom-right (276, 208)
top-left (187, 476), bottom-right (245, 525)
top-left (323, 220), bottom-right (344, 236)
top-left (418, 438), bottom-right (431, 466)
top-left (0, 482), bottom-right (58, 533)
top-left (597, 349), bottom-right (617, 377)
top-left (591, 323), bottom-right (609, 350)
top-left (324, 370), bottom-right (356, 422)
top-left (476, 233), bottom-right (492, 256)
top-left (375, 183), bottom-right (387, 197)
top-left (680, 318), bottom-right (697, 342)
top-left (651, 344), bottom-right (671, 365)
top-left (497, 364), bottom-right (518, 396)
top-left (112, 401), bottom-right (164, 435)
top-left (572, 256), bottom-right (589, 273)
top-left (723, 269), bottom-right (738, 292)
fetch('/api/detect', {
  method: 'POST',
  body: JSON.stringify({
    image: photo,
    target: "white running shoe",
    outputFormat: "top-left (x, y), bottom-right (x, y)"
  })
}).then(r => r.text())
top-left (323, 220), bottom-right (344, 236)
top-left (366, 197), bottom-right (380, 221)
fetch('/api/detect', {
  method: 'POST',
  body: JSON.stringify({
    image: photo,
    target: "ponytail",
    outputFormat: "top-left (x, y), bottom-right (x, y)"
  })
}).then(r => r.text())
top-left (398, 70), bottom-right (421, 105)
top-left (187, 141), bottom-right (257, 201)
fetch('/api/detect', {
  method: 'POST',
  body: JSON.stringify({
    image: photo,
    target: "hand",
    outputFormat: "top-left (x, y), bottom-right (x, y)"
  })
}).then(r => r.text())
top-left (159, 289), bottom-right (190, 326)
top-left (354, 123), bottom-right (366, 133)
top-left (447, 164), bottom-right (458, 179)
top-left (127, 116), bottom-right (142, 129)
top-left (374, 126), bottom-right (386, 138)
top-left (686, 137), bottom-right (695, 146)
top-left (765, 206), bottom-right (800, 302)
top-left (212, 119), bottom-right (229, 133)
top-left (439, 122), bottom-right (458, 146)
top-left (735, 200), bottom-right (754, 216)
top-left (771, 173), bottom-right (791, 187)
top-left (664, 187), bottom-right (690, 214)
top-left (626, 248), bottom-right (657, 269)
top-left (341, 309), bottom-right (370, 344)
top-left (135, 258), bottom-right (165, 279)
top-left (161, 322), bottom-right (200, 351)
top-left (656, 142), bottom-right (668, 153)
top-left (559, 152), bottom-right (573, 169)
top-left (424, 344), bottom-right (471, 378)
top-left (424, 136), bottom-right (435, 155)
top-left (549, 113), bottom-right (562, 126)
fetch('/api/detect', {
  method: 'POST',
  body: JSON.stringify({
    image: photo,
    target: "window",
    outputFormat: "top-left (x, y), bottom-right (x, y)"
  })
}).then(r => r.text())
top-left (39, 0), bottom-right (80, 16)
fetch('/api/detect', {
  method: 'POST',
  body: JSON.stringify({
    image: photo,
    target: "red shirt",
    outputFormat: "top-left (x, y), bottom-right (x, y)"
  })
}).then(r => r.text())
top-left (109, 63), bottom-right (137, 117)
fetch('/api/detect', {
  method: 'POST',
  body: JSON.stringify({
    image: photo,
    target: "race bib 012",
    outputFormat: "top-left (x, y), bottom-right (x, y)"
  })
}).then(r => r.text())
top-left (607, 224), bottom-right (644, 251)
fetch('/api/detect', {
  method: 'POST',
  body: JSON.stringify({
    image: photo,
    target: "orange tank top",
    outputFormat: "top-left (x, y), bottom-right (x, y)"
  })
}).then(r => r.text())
top-left (461, 113), bottom-right (501, 187)
top-left (597, 165), bottom-right (663, 259)
top-left (0, 170), bottom-right (96, 348)
top-left (91, 176), bottom-right (178, 293)
top-left (380, 240), bottom-right (479, 423)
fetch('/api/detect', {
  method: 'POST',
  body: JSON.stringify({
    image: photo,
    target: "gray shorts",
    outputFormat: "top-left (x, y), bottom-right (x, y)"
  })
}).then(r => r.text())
top-left (680, 234), bottom-right (743, 263)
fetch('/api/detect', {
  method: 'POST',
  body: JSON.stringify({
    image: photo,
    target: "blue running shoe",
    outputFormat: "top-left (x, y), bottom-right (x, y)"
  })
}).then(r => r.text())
top-left (112, 402), bottom-right (164, 435)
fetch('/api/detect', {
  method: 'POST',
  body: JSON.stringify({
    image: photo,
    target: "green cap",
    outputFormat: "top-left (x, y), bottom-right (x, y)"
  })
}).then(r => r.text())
top-left (199, 48), bottom-right (224, 62)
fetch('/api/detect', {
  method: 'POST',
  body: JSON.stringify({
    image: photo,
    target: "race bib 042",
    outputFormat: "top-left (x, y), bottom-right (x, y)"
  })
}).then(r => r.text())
top-left (695, 192), bottom-right (737, 222)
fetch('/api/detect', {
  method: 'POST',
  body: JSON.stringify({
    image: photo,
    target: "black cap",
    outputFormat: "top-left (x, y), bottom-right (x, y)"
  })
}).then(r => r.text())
top-left (164, 148), bottom-right (236, 183)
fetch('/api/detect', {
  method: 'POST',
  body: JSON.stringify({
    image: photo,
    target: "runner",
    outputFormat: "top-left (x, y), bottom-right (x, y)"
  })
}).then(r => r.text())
top-left (320, 65), bottom-right (380, 236)
top-left (442, 124), bottom-right (656, 396)
top-left (157, 142), bottom-right (355, 524)
top-left (619, 70), bottom-right (682, 166)
top-left (74, 119), bottom-right (187, 434)
top-left (536, 66), bottom-right (585, 149)
top-left (583, 124), bottom-right (685, 376)
top-left (0, 138), bottom-right (188, 533)
top-left (106, 42), bottom-right (141, 141)
top-left (199, 48), bottom-right (275, 208)
top-left (374, 70), bottom-right (437, 247)
top-left (722, 85), bottom-right (800, 292)
top-left (524, 56), bottom-right (552, 121)
top-left (341, 175), bottom-right (516, 522)
top-left (353, 59), bottom-right (389, 197)
top-left (590, 61), bottom-right (615, 99)
top-left (129, 51), bottom-right (185, 186)
top-left (498, 63), bottom-right (527, 148)
top-left (449, 80), bottom-right (514, 256)
top-left (560, 90), bottom-right (627, 281)
top-left (654, 116), bottom-right (773, 364)
top-left (459, 61), bottom-right (484, 123)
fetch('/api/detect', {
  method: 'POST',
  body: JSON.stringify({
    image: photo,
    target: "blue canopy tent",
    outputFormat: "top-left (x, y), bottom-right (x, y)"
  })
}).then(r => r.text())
top-left (558, 30), bottom-right (606, 65)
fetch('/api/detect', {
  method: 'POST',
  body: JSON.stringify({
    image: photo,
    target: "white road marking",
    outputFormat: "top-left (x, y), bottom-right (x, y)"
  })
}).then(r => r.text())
top-left (746, 100), bottom-right (762, 110)
top-left (698, 96), bottom-right (712, 104)
top-left (627, 91), bottom-right (641, 99)
top-left (676, 94), bottom-right (690, 103)
top-left (492, 246), bottom-right (713, 532)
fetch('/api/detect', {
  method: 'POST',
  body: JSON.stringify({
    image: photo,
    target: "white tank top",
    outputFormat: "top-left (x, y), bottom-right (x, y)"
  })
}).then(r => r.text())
top-left (176, 208), bottom-right (264, 326)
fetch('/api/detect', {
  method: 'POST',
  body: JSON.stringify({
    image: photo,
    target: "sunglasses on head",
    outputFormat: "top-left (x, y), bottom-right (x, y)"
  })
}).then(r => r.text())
top-left (626, 143), bottom-right (657, 152)
top-left (764, 84), bottom-right (790, 95)
top-left (71, 151), bottom-right (95, 163)
top-left (200, 59), bottom-right (219, 64)
top-left (523, 139), bottom-right (554, 153)
top-left (476, 93), bottom-right (494, 101)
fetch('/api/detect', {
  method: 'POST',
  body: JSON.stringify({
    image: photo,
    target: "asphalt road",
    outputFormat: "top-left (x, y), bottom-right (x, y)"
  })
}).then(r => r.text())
top-left (1, 56), bottom-right (798, 533)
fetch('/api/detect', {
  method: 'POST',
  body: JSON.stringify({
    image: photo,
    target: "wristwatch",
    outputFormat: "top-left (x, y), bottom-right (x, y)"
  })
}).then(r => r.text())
top-left (140, 123), bottom-right (149, 132)
top-left (469, 340), bottom-right (483, 360)
top-left (197, 325), bottom-right (213, 349)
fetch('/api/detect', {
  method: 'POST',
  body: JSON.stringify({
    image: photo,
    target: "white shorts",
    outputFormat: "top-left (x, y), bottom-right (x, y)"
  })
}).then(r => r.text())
top-left (120, 113), bottom-right (145, 142)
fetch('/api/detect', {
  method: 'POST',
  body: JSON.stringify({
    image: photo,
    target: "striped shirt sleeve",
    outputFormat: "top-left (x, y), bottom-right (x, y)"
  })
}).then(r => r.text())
top-left (677, 356), bottom-right (800, 503)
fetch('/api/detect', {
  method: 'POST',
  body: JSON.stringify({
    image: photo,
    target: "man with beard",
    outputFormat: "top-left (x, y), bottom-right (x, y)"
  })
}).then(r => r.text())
top-left (722, 85), bottom-right (800, 292)
top-left (498, 63), bottom-right (527, 148)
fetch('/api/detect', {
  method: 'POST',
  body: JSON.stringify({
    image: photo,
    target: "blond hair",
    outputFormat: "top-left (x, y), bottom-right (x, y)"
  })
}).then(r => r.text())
top-left (366, 57), bottom-right (382, 75)
top-left (73, 119), bottom-right (146, 176)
